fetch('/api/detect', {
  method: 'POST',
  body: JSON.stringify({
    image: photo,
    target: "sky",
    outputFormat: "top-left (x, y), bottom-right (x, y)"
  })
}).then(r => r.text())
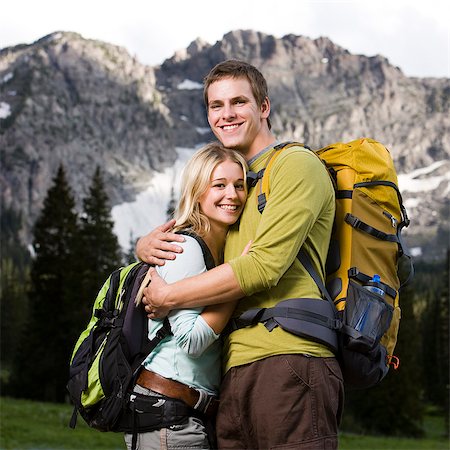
top-left (1, 0), bottom-right (449, 78)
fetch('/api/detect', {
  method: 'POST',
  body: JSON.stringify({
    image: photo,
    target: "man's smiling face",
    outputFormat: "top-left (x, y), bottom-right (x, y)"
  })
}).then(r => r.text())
top-left (206, 76), bottom-right (270, 160)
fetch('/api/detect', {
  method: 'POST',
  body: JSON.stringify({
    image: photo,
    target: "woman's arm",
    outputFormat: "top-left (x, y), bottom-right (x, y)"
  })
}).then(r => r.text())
top-left (168, 301), bottom-right (237, 357)
top-left (201, 301), bottom-right (238, 334)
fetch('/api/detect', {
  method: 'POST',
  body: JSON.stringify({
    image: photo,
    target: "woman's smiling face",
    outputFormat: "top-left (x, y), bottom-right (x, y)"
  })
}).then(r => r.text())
top-left (198, 158), bottom-right (246, 230)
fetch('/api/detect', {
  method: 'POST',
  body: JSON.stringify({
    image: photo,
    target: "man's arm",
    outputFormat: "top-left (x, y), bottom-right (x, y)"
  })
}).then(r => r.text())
top-left (144, 239), bottom-right (252, 318)
top-left (136, 219), bottom-right (185, 266)
top-left (149, 236), bottom-right (239, 353)
top-left (144, 264), bottom-right (243, 318)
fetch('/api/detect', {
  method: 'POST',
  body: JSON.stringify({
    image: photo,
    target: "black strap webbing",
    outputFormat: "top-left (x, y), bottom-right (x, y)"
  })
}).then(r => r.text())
top-left (257, 193), bottom-right (267, 213)
top-left (102, 268), bottom-right (122, 312)
top-left (345, 214), bottom-right (399, 243)
top-left (297, 249), bottom-right (335, 307)
top-left (347, 267), bottom-right (397, 299)
top-left (336, 190), bottom-right (353, 199)
top-left (354, 180), bottom-right (399, 190)
top-left (69, 406), bottom-right (78, 429)
top-left (134, 317), bottom-right (172, 377)
top-left (177, 230), bottom-right (216, 270)
top-left (246, 169), bottom-right (265, 188)
top-left (229, 305), bottom-right (339, 332)
top-left (260, 306), bottom-right (339, 329)
top-left (131, 408), bottom-right (138, 450)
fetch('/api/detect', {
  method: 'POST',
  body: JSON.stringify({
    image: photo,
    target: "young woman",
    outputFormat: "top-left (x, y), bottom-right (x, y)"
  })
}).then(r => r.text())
top-left (124, 142), bottom-right (247, 450)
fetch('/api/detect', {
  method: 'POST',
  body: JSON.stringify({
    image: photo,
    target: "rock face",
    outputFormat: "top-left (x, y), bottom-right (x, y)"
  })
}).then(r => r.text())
top-left (1, 30), bottom-right (449, 259)
top-left (1, 32), bottom-right (176, 231)
top-left (159, 30), bottom-right (449, 166)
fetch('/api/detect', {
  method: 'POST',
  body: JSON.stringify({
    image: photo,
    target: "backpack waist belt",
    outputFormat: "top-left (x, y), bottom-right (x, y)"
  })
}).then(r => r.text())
top-left (226, 298), bottom-right (341, 353)
top-left (119, 388), bottom-right (193, 443)
top-left (136, 369), bottom-right (218, 417)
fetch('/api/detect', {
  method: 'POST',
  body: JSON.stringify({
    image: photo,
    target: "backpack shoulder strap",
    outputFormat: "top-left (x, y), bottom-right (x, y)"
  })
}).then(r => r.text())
top-left (297, 248), bottom-right (335, 308)
top-left (95, 264), bottom-right (140, 320)
top-left (139, 316), bottom-right (172, 360)
top-left (256, 143), bottom-right (335, 304)
top-left (257, 142), bottom-right (310, 213)
top-left (101, 268), bottom-right (123, 312)
top-left (176, 230), bottom-right (216, 270)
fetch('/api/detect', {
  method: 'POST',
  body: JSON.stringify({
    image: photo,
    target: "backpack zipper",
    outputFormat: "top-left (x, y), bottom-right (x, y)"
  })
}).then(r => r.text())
top-left (383, 211), bottom-right (398, 228)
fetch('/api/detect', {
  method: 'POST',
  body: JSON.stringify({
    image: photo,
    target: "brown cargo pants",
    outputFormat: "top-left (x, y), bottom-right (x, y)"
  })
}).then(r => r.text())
top-left (216, 354), bottom-right (344, 449)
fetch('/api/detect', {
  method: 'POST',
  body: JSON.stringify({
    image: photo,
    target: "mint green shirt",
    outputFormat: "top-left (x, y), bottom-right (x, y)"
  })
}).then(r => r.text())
top-left (143, 236), bottom-right (220, 395)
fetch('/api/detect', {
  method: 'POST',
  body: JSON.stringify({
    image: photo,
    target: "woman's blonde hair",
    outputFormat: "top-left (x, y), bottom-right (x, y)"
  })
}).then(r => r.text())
top-left (173, 142), bottom-right (247, 236)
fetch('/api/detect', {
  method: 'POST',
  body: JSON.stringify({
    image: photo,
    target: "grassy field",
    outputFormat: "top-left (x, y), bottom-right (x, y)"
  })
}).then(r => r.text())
top-left (0, 396), bottom-right (448, 450)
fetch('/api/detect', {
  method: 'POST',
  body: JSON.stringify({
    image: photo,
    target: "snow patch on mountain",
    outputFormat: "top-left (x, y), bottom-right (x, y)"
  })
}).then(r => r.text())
top-left (112, 147), bottom-right (196, 249)
top-left (112, 156), bottom-right (449, 253)
top-left (177, 79), bottom-right (203, 90)
top-left (0, 102), bottom-right (11, 119)
top-left (398, 160), bottom-right (449, 194)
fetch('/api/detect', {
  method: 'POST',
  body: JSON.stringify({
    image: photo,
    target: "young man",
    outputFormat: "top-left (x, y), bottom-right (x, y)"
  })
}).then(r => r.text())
top-left (137, 60), bottom-right (344, 449)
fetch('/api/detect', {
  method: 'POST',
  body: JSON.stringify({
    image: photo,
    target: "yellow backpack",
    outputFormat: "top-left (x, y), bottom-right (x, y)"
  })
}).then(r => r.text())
top-left (242, 138), bottom-right (413, 389)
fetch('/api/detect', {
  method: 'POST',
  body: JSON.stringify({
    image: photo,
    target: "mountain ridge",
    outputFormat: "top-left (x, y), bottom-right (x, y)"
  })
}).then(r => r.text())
top-left (1, 30), bottom-right (449, 259)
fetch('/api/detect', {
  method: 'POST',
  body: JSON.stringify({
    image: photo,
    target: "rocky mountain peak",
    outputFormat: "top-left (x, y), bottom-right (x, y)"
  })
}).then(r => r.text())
top-left (1, 30), bottom-right (449, 259)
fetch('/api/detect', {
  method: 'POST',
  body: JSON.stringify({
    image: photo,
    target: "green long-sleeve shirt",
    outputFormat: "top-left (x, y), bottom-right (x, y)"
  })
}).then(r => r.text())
top-left (223, 144), bottom-right (336, 372)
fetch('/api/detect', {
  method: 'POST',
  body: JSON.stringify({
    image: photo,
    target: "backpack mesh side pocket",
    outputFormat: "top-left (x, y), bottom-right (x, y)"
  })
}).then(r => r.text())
top-left (342, 280), bottom-right (393, 353)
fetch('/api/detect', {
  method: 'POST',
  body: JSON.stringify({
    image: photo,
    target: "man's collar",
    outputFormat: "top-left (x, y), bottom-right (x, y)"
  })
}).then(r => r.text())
top-left (247, 140), bottom-right (281, 166)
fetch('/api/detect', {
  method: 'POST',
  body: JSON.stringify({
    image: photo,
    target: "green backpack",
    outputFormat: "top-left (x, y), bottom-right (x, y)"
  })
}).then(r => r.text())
top-left (67, 231), bottom-right (216, 432)
top-left (67, 261), bottom-right (172, 431)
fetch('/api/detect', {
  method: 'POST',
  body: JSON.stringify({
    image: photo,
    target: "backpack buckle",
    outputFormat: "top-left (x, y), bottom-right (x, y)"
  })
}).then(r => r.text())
top-left (332, 318), bottom-right (343, 331)
top-left (257, 193), bottom-right (267, 213)
top-left (103, 317), bottom-right (117, 327)
top-left (345, 213), bottom-right (360, 228)
top-left (246, 169), bottom-right (265, 189)
top-left (246, 171), bottom-right (258, 188)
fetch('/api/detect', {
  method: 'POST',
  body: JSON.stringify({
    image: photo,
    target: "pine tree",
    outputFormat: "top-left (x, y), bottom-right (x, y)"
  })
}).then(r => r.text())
top-left (0, 259), bottom-right (30, 390)
top-left (75, 167), bottom-right (122, 322)
top-left (440, 251), bottom-right (449, 437)
top-left (166, 186), bottom-right (176, 221)
top-left (79, 166), bottom-right (122, 274)
top-left (420, 253), bottom-right (449, 435)
top-left (14, 165), bottom-right (80, 402)
top-left (0, 207), bottom-right (30, 392)
top-left (344, 282), bottom-right (425, 437)
top-left (124, 231), bottom-right (138, 264)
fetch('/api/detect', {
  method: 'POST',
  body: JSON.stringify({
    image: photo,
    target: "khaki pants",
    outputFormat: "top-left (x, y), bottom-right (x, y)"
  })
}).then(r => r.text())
top-left (216, 354), bottom-right (344, 449)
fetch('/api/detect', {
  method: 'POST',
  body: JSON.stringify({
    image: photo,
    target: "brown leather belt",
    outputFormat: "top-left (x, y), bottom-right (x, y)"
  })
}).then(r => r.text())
top-left (136, 369), bottom-right (218, 417)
